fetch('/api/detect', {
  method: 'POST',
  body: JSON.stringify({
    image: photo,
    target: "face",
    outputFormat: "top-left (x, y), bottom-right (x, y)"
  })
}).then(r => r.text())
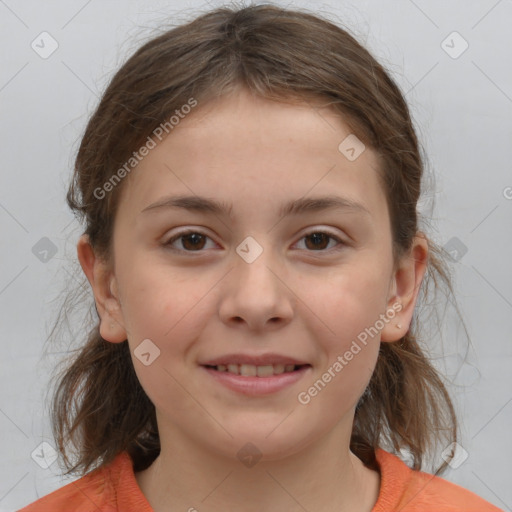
top-left (81, 88), bottom-right (425, 462)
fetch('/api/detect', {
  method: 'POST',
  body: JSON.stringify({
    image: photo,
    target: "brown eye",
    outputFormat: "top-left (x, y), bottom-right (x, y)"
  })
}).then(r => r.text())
top-left (165, 231), bottom-right (214, 252)
top-left (296, 231), bottom-right (345, 252)
top-left (304, 232), bottom-right (329, 250)
top-left (180, 233), bottom-right (207, 250)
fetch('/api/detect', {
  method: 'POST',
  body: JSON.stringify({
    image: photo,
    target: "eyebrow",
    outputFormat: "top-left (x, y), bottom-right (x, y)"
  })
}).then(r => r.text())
top-left (140, 194), bottom-right (372, 218)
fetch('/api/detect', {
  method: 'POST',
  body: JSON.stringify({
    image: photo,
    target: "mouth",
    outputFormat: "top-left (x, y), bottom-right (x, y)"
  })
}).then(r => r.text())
top-left (200, 363), bottom-right (312, 396)
top-left (202, 363), bottom-right (311, 377)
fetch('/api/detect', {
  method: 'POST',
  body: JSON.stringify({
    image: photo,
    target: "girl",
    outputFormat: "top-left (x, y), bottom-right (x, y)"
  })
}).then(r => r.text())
top-left (19, 4), bottom-right (503, 511)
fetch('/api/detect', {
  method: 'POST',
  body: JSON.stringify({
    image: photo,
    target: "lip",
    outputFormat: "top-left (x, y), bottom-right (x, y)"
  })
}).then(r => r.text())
top-left (199, 353), bottom-right (310, 366)
top-left (201, 365), bottom-right (312, 396)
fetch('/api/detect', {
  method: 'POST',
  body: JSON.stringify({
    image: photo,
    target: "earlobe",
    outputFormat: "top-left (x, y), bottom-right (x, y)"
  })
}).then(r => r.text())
top-left (381, 233), bottom-right (429, 343)
top-left (76, 234), bottom-right (127, 343)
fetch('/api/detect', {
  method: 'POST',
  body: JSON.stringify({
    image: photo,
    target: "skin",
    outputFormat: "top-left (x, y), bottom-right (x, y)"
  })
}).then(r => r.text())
top-left (77, 87), bottom-right (428, 512)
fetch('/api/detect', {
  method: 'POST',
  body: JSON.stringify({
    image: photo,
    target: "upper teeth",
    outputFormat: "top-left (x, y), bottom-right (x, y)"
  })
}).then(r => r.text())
top-left (214, 364), bottom-right (297, 376)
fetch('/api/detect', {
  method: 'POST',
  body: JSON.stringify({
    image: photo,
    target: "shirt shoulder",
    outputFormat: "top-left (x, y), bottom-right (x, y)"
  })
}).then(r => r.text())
top-left (372, 448), bottom-right (504, 512)
top-left (17, 452), bottom-right (151, 512)
top-left (17, 464), bottom-right (114, 512)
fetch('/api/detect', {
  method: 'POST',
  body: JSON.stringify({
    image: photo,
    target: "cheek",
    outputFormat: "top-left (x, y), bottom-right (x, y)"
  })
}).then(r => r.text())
top-left (309, 263), bottom-right (390, 346)
top-left (121, 270), bottom-right (216, 382)
top-left (122, 282), bottom-right (209, 416)
top-left (118, 258), bottom-right (197, 335)
top-left (300, 273), bottom-right (385, 410)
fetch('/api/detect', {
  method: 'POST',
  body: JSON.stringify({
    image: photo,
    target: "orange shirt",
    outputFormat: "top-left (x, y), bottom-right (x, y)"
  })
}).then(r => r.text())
top-left (18, 448), bottom-right (504, 511)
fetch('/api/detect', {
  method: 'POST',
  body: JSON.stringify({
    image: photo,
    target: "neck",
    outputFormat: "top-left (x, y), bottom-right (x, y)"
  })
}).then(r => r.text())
top-left (135, 422), bottom-right (380, 512)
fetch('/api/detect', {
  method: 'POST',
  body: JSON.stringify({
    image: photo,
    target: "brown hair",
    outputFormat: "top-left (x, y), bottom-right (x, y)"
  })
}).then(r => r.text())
top-left (45, 3), bottom-right (467, 478)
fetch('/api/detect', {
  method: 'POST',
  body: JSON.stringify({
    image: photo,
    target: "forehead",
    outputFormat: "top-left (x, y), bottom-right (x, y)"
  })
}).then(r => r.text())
top-left (117, 89), bottom-right (388, 225)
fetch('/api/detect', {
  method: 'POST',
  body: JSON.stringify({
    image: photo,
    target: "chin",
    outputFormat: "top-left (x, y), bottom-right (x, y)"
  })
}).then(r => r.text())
top-left (218, 425), bottom-right (316, 463)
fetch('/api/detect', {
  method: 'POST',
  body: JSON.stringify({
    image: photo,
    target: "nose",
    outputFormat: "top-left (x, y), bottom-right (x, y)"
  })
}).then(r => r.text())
top-left (218, 245), bottom-right (294, 332)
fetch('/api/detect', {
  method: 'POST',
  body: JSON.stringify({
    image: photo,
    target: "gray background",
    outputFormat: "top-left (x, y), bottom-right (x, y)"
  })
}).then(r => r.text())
top-left (1, 0), bottom-right (511, 510)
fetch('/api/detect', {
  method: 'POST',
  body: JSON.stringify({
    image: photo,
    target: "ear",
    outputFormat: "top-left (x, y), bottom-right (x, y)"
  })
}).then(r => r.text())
top-left (77, 234), bottom-right (127, 343)
top-left (381, 232), bottom-right (429, 342)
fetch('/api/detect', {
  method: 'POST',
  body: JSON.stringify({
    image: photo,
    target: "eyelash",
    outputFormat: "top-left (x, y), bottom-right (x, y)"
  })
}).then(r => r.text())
top-left (163, 229), bottom-right (347, 254)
